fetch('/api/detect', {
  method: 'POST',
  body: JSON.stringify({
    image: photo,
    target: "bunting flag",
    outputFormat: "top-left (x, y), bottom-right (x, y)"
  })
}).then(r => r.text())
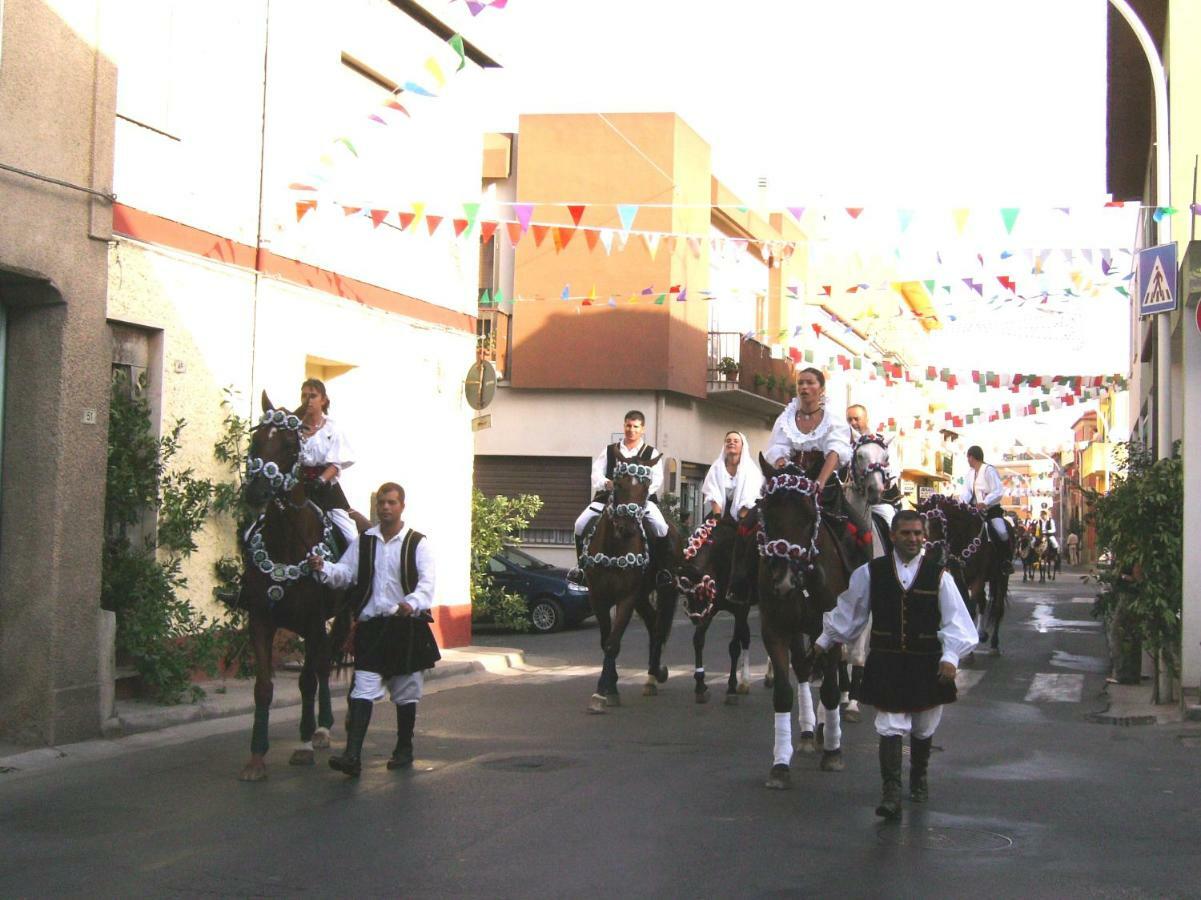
top-left (1001, 207), bottom-right (1020, 234)
top-left (787, 206), bottom-right (805, 222)
top-left (617, 204), bottom-right (638, 232)
top-left (897, 209), bottom-right (914, 233)
top-left (531, 224), bottom-right (549, 247)
top-left (296, 199), bottom-right (317, 221)
top-left (514, 203), bottom-right (534, 233)
top-left (369, 209), bottom-right (389, 228)
top-left (425, 214), bottom-right (443, 236)
top-left (952, 208), bottom-right (971, 235)
top-left (567, 204), bottom-right (586, 226)
top-left (479, 220), bottom-right (498, 243)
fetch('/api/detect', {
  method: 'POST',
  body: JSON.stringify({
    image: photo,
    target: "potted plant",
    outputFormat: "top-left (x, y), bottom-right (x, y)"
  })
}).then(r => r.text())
top-left (716, 357), bottom-right (740, 381)
top-left (766, 374), bottom-right (778, 392)
top-left (753, 373), bottom-right (767, 389)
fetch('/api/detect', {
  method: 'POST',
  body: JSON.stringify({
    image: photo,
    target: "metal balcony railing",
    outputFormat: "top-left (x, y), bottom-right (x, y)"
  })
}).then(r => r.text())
top-left (706, 332), bottom-right (794, 411)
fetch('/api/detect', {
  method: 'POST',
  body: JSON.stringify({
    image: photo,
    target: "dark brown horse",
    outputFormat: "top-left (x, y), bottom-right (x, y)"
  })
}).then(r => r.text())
top-left (582, 455), bottom-right (680, 713)
top-left (756, 457), bottom-right (847, 789)
top-left (919, 495), bottom-right (1004, 655)
top-left (237, 392), bottom-right (352, 781)
top-left (676, 515), bottom-right (757, 704)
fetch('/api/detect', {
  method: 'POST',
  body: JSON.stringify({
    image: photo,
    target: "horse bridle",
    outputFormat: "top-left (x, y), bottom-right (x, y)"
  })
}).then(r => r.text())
top-left (851, 433), bottom-right (893, 492)
top-left (245, 506), bottom-right (337, 606)
top-left (678, 517), bottom-right (720, 621)
top-left (756, 471), bottom-right (822, 572)
top-left (246, 409), bottom-right (304, 497)
top-left (919, 498), bottom-right (987, 570)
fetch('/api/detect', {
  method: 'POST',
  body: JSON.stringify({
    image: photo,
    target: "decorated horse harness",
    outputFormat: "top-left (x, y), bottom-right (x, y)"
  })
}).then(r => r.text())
top-left (918, 495), bottom-right (988, 569)
top-left (579, 459), bottom-right (656, 572)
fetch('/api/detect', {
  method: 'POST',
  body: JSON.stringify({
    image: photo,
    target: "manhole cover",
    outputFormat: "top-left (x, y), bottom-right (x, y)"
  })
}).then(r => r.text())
top-left (876, 826), bottom-right (1013, 851)
top-left (479, 755), bottom-right (574, 772)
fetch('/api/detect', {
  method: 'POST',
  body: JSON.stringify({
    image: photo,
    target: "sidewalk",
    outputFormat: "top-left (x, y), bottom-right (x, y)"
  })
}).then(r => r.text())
top-left (0, 645), bottom-right (526, 777)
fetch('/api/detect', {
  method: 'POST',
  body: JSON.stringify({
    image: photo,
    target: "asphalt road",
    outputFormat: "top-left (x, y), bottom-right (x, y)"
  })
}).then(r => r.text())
top-left (3, 571), bottom-right (1200, 898)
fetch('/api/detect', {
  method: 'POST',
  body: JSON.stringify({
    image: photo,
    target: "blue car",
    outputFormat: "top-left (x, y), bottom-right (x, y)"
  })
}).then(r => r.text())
top-left (485, 545), bottom-right (593, 633)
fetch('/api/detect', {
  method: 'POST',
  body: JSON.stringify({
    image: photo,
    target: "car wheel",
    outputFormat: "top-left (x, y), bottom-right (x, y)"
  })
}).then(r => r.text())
top-left (529, 597), bottom-right (565, 634)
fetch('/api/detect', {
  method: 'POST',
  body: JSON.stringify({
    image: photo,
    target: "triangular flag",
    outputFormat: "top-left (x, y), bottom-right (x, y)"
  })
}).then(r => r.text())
top-left (598, 229), bottom-right (614, 255)
top-left (479, 220), bottom-right (499, 243)
top-left (531, 224), bottom-right (549, 247)
top-left (553, 226), bottom-right (575, 251)
top-left (897, 209), bottom-right (914, 232)
top-left (504, 220), bottom-right (522, 246)
top-left (452, 218), bottom-right (470, 237)
top-left (369, 209), bottom-right (389, 228)
top-left (479, 288), bottom-right (492, 307)
top-left (687, 237), bottom-right (702, 258)
top-left (462, 202), bottom-right (480, 229)
top-left (402, 81), bottom-right (436, 97)
top-left (398, 212), bottom-right (415, 231)
top-left (617, 204), bottom-right (638, 232)
top-left (561, 284), bottom-right (571, 300)
top-left (662, 235), bottom-right (677, 256)
top-left (1000, 207), bottom-right (1020, 234)
top-left (424, 56), bottom-right (446, 89)
top-left (296, 199), bottom-right (317, 222)
top-left (385, 100), bottom-right (410, 116)
top-left (335, 137), bottom-right (358, 157)
top-left (846, 207), bottom-right (864, 220)
top-left (643, 232), bottom-right (660, 260)
top-left (567, 204), bottom-right (586, 226)
top-left (342, 206), bottom-right (362, 216)
top-left (584, 229), bottom-right (599, 252)
top-left (787, 206), bottom-right (805, 222)
top-left (952, 208), bottom-right (970, 235)
top-left (288, 183), bottom-right (318, 191)
top-left (425, 215), bottom-right (443, 236)
top-left (493, 288), bottom-right (504, 306)
top-left (514, 203), bottom-right (534, 233)
top-left (654, 294), bottom-right (666, 305)
top-left (411, 202), bottom-right (426, 226)
top-left (448, 33), bottom-right (466, 71)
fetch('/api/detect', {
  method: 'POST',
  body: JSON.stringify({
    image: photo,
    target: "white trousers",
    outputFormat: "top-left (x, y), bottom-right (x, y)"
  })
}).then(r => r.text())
top-left (874, 706), bottom-right (942, 739)
top-left (350, 669), bottom-right (423, 705)
top-left (574, 501), bottom-right (668, 539)
top-left (989, 517), bottom-right (1009, 541)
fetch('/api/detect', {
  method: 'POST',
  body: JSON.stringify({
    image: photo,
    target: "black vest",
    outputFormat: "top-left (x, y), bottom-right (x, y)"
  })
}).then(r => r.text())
top-left (348, 530), bottom-right (426, 619)
top-left (868, 554), bottom-right (944, 656)
top-left (604, 442), bottom-right (659, 503)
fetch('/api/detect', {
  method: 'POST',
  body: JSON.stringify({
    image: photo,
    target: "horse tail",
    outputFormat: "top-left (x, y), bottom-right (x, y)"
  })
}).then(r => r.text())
top-left (655, 583), bottom-right (678, 646)
top-left (327, 592), bottom-right (355, 671)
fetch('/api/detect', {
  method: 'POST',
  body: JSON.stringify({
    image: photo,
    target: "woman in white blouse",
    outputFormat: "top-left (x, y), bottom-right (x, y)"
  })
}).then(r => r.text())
top-left (296, 378), bottom-right (360, 549)
top-left (763, 367), bottom-right (852, 492)
top-left (701, 431), bottom-right (763, 523)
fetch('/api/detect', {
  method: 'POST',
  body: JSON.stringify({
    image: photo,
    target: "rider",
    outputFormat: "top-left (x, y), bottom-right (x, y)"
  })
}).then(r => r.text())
top-left (700, 431), bottom-right (762, 523)
top-left (296, 378), bottom-right (360, 552)
top-left (1035, 507), bottom-right (1059, 554)
top-left (764, 368), bottom-right (852, 502)
top-left (570, 410), bottom-right (672, 586)
top-left (958, 446), bottom-right (1014, 575)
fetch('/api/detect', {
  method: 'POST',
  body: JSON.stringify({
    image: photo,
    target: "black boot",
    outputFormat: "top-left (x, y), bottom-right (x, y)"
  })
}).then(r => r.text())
top-left (1000, 533), bottom-right (1014, 575)
top-left (329, 698), bottom-right (373, 777)
top-left (567, 533), bottom-right (587, 585)
top-left (910, 735), bottom-right (932, 802)
top-left (387, 703), bottom-right (416, 770)
top-left (875, 735), bottom-right (903, 819)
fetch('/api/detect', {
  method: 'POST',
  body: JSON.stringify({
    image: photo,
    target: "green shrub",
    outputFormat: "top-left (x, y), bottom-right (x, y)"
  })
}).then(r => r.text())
top-left (470, 489), bottom-right (542, 631)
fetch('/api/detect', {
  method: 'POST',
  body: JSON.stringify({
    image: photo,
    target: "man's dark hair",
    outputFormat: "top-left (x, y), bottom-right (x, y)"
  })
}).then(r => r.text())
top-left (377, 482), bottom-right (405, 503)
top-left (966, 445), bottom-right (984, 462)
top-left (624, 410), bottom-right (646, 425)
top-left (891, 509), bottom-right (925, 533)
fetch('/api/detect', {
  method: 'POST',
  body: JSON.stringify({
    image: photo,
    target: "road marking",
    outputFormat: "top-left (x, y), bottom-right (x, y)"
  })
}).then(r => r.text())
top-left (1025, 673), bottom-right (1084, 703)
top-left (955, 670), bottom-right (985, 695)
top-left (1030, 603), bottom-right (1101, 633)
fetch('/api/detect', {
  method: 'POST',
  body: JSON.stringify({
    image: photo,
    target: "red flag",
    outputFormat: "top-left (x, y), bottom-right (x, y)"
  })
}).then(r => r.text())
top-left (947, 375), bottom-right (958, 388)
top-left (531, 224), bottom-right (549, 246)
top-left (385, 100), bottom-right (410, 116)
top-left (846, 207), bottom-right (864, 220)
top-left (398, 212), bottom-right (415, 231)
top-left (555, 226), bottom-right (575, 250)
top-left (342, 206), bottom-right (362, 216)
top-left (820, 285), bottom-right (832, 296)
top-left (811, 323), bottom-right (822, 336)
top-left (584, 229), bottom-right (599, 251)
top-left (504, 221), bottom-right (522, 246)
top-left (369, 209), bottom-right (389, 228)
top-left (452, 218), bottom-right (469, 237)
top-left (425, 215), bottom-right (443, 235)
top-left (567, 204), bottom-right (586, 226)
top-left (480, 221), bottom-right (499, 243)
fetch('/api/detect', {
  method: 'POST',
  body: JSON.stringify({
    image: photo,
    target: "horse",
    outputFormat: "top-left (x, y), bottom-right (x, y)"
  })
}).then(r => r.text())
top-left (676, 515), bottom-right (757, 704)
top-left (1033, 535), bottom-right (1058, 583)
top-left (582, 455), bottom-right (680, 713)
top-left (236, 392), bottom-right (352, 782)
top-left (756, 456), bottom-right (849, 789)
top-left (918, 495), bottom-right (1006, 656)
top-left (1016, 525), bottom-right (1036, 583)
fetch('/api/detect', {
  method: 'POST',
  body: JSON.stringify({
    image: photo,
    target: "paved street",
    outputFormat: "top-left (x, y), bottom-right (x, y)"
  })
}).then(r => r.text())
top-left (3, 574), bottom-right (1200, 898)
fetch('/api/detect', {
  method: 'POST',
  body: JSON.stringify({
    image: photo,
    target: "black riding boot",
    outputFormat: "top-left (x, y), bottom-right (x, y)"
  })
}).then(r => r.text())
top-left (910, 735), bottom-right (932, 802)
top-left (567, 533), bottom-right (587, 585)
top-left (387, 702), bottom-right (416, 770)
top-left (875, 735), bottom-right (903, 819)
top-left (329, 698), bottom-right (373, 777)
top-left (1000, 532), bottom-right (1014, 575)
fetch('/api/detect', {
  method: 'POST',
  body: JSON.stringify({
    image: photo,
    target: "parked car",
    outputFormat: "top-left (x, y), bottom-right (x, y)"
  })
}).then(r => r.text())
top-left (484, 545), bottom-right (593, 633)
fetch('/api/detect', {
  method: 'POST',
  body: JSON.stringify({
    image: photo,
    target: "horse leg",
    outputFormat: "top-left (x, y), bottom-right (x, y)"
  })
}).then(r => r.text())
top-left (636, 593), bottom-right (668, 695)
top-left (314, 656), bottom-right (333, 750)
top-left (724, 616), bottom-right (743, 704)
top-left (239, 613), bottom-right (275, 782)
top-left (594, 595), bottom-right (636, 709)
top-left (289, 633), bottom-right (319, 766)
top-left (589, 603), bottom-right (614, 713)
top-left (735, 608), bottom-right (752, 693)
top-left (693, 618), bottom-right (710, 703)
top-left (790, 636), bottom-right (817, 755)
top-left (763, 630), bottom-right (795, 790)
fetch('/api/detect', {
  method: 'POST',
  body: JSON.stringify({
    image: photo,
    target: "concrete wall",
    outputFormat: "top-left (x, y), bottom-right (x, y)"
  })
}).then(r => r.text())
top-left (0, 0), bottom-right (116, 744)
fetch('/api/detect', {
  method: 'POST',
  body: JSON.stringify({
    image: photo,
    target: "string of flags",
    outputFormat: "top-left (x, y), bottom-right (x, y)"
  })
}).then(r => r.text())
top-left (452, 0), bottom-right (508, 13)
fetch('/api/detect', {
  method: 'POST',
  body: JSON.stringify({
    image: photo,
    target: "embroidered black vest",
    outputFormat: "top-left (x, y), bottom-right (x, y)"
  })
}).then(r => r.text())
top-left (605, 442), bottom-right (659, 503)
top-left (348, 529), bottom-right (426, 618)
top-left (868, 554), bottom-right (944, 657)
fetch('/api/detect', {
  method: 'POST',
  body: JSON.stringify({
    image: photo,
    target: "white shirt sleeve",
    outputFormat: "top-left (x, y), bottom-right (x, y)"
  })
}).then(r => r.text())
top-left (700, 463), bottom-right (725, 515)
top-left (324, 421), bottom-right (354, 473)
top-left (649, 453), bottom-right (665, 498)
top-left (590, 448), bottom-right (609, 494)
top-left (319, 535), bottom-right (360, 590)
top-left (825, 418), bottom-right (852, 467)
top-left (763, 409), bottom-right (793, 466)
top-left (937, 571), bottom-right (979, 666)
top-left (817, 563), bottom-right (873, 648)
top-left (405, 537), bottom-right (435, 612)
top-left (979, 465), bottom-right (1004, 507)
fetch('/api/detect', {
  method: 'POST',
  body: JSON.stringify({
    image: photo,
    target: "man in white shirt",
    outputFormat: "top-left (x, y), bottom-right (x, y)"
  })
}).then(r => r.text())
top-left (311, 482), bottom-right (438, 777)
top-left (816, 510), bottom-right (978, 819)
top-left (958, 445), bottom-right (1013, 574)
top-left (570, 410), bottom-right (671, 585)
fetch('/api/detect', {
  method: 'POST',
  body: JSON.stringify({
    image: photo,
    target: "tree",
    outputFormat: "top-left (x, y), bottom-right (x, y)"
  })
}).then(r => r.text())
top-left (470, 489), bottom-right (542, 630)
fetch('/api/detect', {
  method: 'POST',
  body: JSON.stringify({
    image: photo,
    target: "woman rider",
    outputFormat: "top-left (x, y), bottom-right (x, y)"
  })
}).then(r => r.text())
top-left (763, 367), bottom-right (852, 495)
top-left (296, 378), bottom-right (364, 552)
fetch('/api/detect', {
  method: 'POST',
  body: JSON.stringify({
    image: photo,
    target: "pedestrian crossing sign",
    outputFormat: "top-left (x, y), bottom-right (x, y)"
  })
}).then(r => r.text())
top-left (1137, 242), bottom-right (1177, 316)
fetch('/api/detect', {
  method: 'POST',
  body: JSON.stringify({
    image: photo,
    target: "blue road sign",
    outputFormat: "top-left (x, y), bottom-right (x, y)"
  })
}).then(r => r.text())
top-left (1137, 242), bottom-right (1177, 316)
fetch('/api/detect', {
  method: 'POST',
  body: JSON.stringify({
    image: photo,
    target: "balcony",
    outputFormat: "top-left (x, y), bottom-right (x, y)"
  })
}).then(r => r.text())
top-left (706, 332), bottom-right (793, 417)
top-left (1080, 441), bottom-right (1114, 480)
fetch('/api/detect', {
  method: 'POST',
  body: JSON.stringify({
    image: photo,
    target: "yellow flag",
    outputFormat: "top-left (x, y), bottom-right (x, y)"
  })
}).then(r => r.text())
top-left (424, 57), bottom-right (446, 89)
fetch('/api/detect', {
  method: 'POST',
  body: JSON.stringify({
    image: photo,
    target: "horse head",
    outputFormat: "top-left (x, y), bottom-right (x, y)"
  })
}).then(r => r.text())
top-left (919, 496), bottom-right (985, 572)
top-left (851, 433), bottom-right (892, 505)
top-left (245, 391), bottom-right (304, 507)
top-left (677, 516), bottom-right (733, 621)
top-left (756, 453), bottom-right (821, 598)
top-left (608, 452), bottom-right (657, 541)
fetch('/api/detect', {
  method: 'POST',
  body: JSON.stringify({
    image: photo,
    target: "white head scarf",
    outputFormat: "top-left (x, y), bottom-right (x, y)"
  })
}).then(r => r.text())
top-left (701, 432), bottom-right (764, 519)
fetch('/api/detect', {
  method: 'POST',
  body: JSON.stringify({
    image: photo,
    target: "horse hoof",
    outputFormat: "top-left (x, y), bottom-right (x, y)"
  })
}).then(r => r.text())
top-left (289, 749), bottom-right (315, 767)
top-left (588, 693), bottom-right (608, 714)
top-left (763, 675), bottom-right (774, 689)
top-left (765, 764), bottom-right (791, 790)
top-left (820, 750), bottom-right (845, 772)
top-left (312, 728), bottom-right (331, 750)
top-left (642, 683), bottom-right (658, 697)
top-left (695, 689), bottom-right (709, 704)
top-left (736, 682), bottom-right (750, 695)
top-left (605, 693), bottom-right (621, 707)
top-left (796, 732), bottom-right (816, 755)
top-left (988, 647), bottom-right (1001, 656)
top-left (656, 666), bottom-right (669, 684)
top-left (724, 692), bottom-right (738, 706)
top-left (843, 707), bottom-right (860, 723)
top-left (238, 761), bottom-right (268, 782)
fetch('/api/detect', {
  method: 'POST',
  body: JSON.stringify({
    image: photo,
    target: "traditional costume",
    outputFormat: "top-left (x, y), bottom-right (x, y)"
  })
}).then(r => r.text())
top-left (320, 524), bottom-right (439, 776)
top-left (764, 401), bottom-right (852, 475)
top-left (298, 417), bottom-right (357, 550)
top-left (699, 432), bottom-right (763, 522)
top-left (818, 549), bottom-right (977, 817)
top-left (958, 461), bottom-right (1012, 570)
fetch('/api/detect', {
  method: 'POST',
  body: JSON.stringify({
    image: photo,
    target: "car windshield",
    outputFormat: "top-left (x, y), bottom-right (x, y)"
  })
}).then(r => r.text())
top-left (498, 546), bottom-right (554, 570)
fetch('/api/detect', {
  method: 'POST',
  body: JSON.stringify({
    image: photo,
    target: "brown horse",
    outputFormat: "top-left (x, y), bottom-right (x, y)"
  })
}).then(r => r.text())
top-left (756, 457), bottom-right (848, 789)
top-left (919, 495), bottom-right (1004, 655)
top-left (237, 392), bottom-right (352, 781)
top-left (676, 515), bottom-right (757, 704)
top-left (582, 455), bottom-right (680, 713)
